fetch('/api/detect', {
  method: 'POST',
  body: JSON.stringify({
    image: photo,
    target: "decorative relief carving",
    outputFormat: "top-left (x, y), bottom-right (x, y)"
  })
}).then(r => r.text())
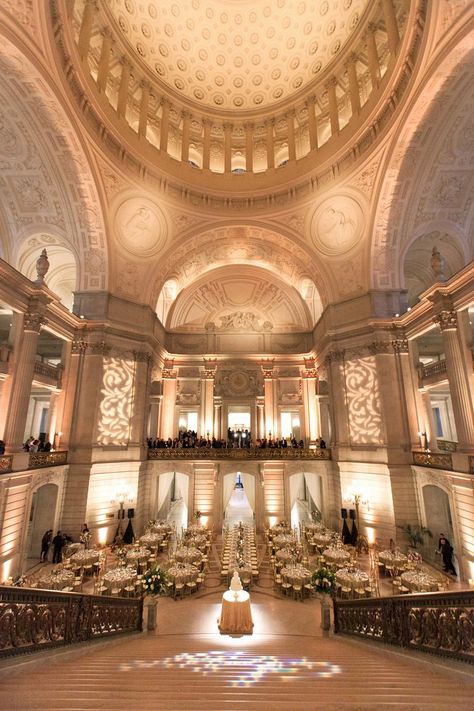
top-left (89, 341), bottom-right (112, 356)
top-left (368, 340), bottom-right (392, 355)
top-left (206, 311), bottom-right (273, 332)
top-left (434, 309), bottom-right (458, 331)
top-left (325, 349), bottom-right (345, 365)
top-left (23, 311), bottom-right (46, 332)
top-left (71, 339), bottom-right (88, 355)
top-left (97, 355), bottom-right (135, 446)
top-left (311, 194), bottom-right (364, 256)
top-left (114, 196), bottom-right (168, 257)
top-left (344, 356), bottom-right (384, 444)
top-left (133, 350), bottom-right (152, 364)
top-left (216, 369), bottom-right (260, 397)
top-left (392, 336), bottom-right (409, 353)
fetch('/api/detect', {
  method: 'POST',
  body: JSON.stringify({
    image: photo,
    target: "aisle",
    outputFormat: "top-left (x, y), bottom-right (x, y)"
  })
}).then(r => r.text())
top-left (3, 592), bottom-right (473, 710)
top-left (224, 488), bottom-right (254, 527)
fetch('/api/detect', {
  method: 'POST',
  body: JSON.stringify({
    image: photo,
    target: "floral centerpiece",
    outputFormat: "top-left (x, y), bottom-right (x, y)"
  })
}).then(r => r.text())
top-left (79, 530), bottom-right (92, 549)
top-left (194, 510), bottom-right (202, 520)
top-left (141, 565), bottom-right (169, 597)
top-left (311, 566), bottom-right (336, 597)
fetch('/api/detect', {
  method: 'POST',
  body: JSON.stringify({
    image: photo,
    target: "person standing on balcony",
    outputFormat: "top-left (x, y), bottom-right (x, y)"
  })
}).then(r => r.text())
top-left (40, 529), bottom-right (52, 562)
top-left (439, 536), bottom-right (456, 576)
top-left (52, 530), bottom-right (64, 564)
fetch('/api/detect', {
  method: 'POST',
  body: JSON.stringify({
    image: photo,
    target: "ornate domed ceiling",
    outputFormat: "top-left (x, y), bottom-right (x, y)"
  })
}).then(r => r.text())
top-left (106, 0), bottom-right (369, 112)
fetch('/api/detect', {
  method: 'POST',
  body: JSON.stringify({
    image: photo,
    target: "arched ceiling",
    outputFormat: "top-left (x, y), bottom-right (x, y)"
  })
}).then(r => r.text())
top-left (371, 35), bottom-right (474, 291)
top-left (167, 264), bottom-right (312, 332)
top-left (151, 223), bottom-right (327, 318)
top-left (0, 34), bottom-right (108, 293)
top-left (107, 0), bottom-right (368, 112)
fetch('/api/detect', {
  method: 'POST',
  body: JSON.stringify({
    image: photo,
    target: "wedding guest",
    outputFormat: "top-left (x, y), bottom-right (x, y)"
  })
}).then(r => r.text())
top-left (52, 530), bottom-right (65, 563)
top-left (439, 535), bottom-right (456, 575)
top-left (40, 529), bottom-right (53, 562)
top-left (0, 439), bottom-right (5, 454)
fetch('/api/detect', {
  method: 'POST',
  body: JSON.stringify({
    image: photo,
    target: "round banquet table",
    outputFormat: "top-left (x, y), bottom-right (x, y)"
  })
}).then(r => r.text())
top-left (378, 550), bottom-right (408, 570)
top-left (400, 570), bottom-right (439, 593)
top-left (150, 522), bottom-right (172, 535)
top-left (218, 589), bottom-right (254, 635)
top-left (323, 547), bottom-right (351, 565)
top-left (175, 546), bottom-right (202, 565)
top-left (126, 547), bottom-right (151, 566)
top-left (102, 567), bottom-right (137, 594)
top-left (140, 532), bottom-right (164, 548)
top-left (312, 533), bottom-right (333, 548)
top-left (304, 522), bottom-right (326, 534)
top-left (70, 549), bottom-right (100, 566)
top-left (63, 542), bottom-right (83, 558)
top-left (183, 534), bottom-right (207, 550)
top-left (336, 568), bottom-right (369, 591)
top-left (37, 569), bottom-right (75, 591)
top-left (273, 533), bottom-right (296, 549)
top-left (167, 563), bottom-right (199, 585)
top-left (276, 548), bottom-right (299, 564)
top-left (280, 564), bottom-right (311, 586)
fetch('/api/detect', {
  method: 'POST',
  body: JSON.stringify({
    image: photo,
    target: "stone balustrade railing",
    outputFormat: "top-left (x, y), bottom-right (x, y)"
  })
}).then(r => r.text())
top-left (334, 590), bottom-right (474, 665)
top-left (33, 361), bottom-right (63, 387)
top-left (28, 451), bottom-right (68, 469)
top-left (51, 0), bottom-right (425, 196)
top-left (412, 450), bottom-right (453, 471)
top-left (148, 447), bottom-right (331, 461)
top-left (0, 585), bottom-right (143, 658)
top-left (418, 359), bottom-right (448, 384)
top-left (437, 439), bottom-right (457, 453)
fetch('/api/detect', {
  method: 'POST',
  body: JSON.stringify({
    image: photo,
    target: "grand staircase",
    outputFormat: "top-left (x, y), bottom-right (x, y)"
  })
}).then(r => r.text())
top-left (3, 593), bottom-right (474, 710)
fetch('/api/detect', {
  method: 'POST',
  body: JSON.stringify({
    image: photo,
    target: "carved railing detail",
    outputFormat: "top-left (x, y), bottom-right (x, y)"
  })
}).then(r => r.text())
top-left (0, 455), bottom-right (13, 474)
top-left (33, 361), bottom-right (62, 387)
top-left (437, 439), bottom-right (457, 453)
top-left (148, 447), bottom-right (331, 461)
top-left (412, 451), bottom-right (452, 471)
top-left (0, 586), bottom-right (143, 658)
top-left (334, 591), bottom-right (474, 664)
top-left (28, 451), bottom-right (68, 469)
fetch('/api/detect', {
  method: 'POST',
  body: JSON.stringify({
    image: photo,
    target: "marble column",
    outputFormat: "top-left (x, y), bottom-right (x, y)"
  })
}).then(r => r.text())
top-left (138, 81), bottom-right (150, 138)
top-left (46, 391), bottom-right (59, 445)
top-left (392, 336), bottom-right (423, 449)
top-left (78, 0), bottom-right (97, 60)
top-left (256, 397), bottom-right (265, 440)
top-left (96, 29), bottom-right (113, 93)
top-left (262, 369), bottom-right (275, 438)
top-left (58, 339), bottom-right (87, 451)
top-left (382, 0), bottom-right (400, 56)
top-left (130, 351), bottom-right (152, 447)
top-left (213, 397), bottom-right (222, 440)
top-left (302, 371), bottom-right (319, 444)
top-left (365, 23), bottom-right (381, 88)
top-left (434, 309), bottom-right (474, 450)
top-left (244, 122), bottom-right (254, 172)
top-left (117, 59), bottom-right (132, 119)
top-left (326, 78), bottom-right (339, 136)
top-left (160, 370), bottom-right (177, 440)
top-left (201, 370), bottom-right (215, 438)
top-left (3, 311), bottom-right (45, 452)
top-left (325, 349), bottom-right (349, 447)
top-left (346, 53), bottom-right (361, 115)
top-left (181, 111), bottom-right (191, 163)
top-left (286, 110), bottom-right (296, 162)
top-left (420, 389), bottom-right (438, 451)
top-left (305, 96), bottom-right (318, 151)
top-left (265, 120), bottom-right (275, 169)
top-left (202, 119), bottom-right (212, 169)
top-left (159, 99), bottom-right (170, 152)
top-left (223, 123), bottom-right (233, 173)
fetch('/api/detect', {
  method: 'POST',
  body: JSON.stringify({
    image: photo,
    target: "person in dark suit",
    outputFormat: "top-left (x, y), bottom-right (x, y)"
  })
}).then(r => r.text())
top-left (52, 530), bottom-right (64, 564)
top-left (40, 529), bottom-right (52, 562)
top-left (439, 536), bottom-right (456, 575)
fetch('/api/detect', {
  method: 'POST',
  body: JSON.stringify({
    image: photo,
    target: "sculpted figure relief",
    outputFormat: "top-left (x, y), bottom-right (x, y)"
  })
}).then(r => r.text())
top-left (311, 195), bottom-right (364, 256)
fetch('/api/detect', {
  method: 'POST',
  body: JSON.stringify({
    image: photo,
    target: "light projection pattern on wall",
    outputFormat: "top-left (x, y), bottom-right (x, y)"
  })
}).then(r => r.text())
top-left (120, 651), bottom-right (342, 686)
top-left (344, 357), bottom-right (383, 444)
top-left (97, 356), bottom-right (135, 446)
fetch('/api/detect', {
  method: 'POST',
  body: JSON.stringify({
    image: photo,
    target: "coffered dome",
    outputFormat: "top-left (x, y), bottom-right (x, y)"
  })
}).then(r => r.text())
top-left (107, 0), bottom-right (369, 112)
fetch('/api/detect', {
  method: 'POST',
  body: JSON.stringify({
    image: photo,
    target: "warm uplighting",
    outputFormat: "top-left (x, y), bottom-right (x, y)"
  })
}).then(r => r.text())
top-left (365, 527), bottom-right (376, 545)
top-left (97, 526), bottom-right (109, 545)
top-left (417, 431), bottom-right (429, 450)
top-left (2, 558), bottom-right (12, 582)
top-left (200, 515), bottom-right (209, 528)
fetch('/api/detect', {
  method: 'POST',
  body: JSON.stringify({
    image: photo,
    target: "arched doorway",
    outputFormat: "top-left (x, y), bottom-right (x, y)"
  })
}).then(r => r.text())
top-left (223, 472), bottom-right (255, 527)
top-left (27, 483), bottom-right (59, 562)
top-left (155, 471), bottom-right (189, 532)
top-left (289, 472), bottom-right (323, 531)
top-left (422, 484), bottom-right (454, 566)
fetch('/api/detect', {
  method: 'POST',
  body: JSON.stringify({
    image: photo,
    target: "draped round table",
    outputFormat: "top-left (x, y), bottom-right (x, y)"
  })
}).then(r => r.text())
top-left (37, 569), bottom-right (75, 591)
top-left (218, 589), bottom-right (254, 635)
top-left (323, 547), bottom-right (351, 566)
top-left (400, 570), bottom-right (439, 592)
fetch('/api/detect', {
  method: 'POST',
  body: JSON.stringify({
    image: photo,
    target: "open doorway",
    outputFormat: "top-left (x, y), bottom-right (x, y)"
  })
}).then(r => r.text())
top-left (156, 471), bottom-right (189, 533)
top-left (227, 406), bottom-right (251, 447)
top-left (26, 483), bottom-right (59, 564)
top-left (289, 472), bottom-right (322, 531)
top-left (422, 484), bottom-right (455, 567)
top-left (223, 472), bottom-right (255, 527)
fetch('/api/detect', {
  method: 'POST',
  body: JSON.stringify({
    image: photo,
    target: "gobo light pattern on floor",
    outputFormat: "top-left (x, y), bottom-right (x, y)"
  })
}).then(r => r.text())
top-left (120, 651), bottom-right (342, 686)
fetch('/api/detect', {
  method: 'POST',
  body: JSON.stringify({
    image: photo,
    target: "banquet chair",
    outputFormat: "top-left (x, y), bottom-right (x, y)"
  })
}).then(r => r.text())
top-left (73, 573), bottom-right (83, 591)
top-left (292, 583), bottom-right (303, 601)
top-left (281, 580), bottom-right (292, 596)
top-left (241, 575), bottom-right (251, 591)
top-left (165, 579), bottom-right (174, 596)
top-left (340, 586), bottom-right (351, 599)
top-left (174, 582), bottom-right (185, 600)
top-left (304, 582), bottom-right (313, 597)
top-left (186, 580), bottom-right (197, 595)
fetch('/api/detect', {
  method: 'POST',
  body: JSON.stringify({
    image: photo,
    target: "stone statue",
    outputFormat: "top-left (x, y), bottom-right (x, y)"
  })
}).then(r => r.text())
top-left (431, 246), bottom-right (446, 282)
top-left (35, 249), bottom-right (50, 285)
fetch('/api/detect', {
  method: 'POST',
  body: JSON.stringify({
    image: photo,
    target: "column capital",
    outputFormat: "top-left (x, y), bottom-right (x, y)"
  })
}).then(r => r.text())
top-left (368, 340), bottom-right (392, 355)
top-left (434, 309), bottom-right (457, 331)
top-left (325, 76), bottom-right (338, 89)
top-left (243, 121), bottom-right (254, 131)
top-left (88, 340), bottom-right (112, 356)
top-left (100, 26), bottom-right (114, 40)
top-left (162, 368), bottom-right (177, 379)
top-left (391, 336), bottom-right (409, 353)
top-left (181, 110), bottom-right (191, 121)
top-left (366, 21), bottom-right (378, 35)
top-left (324, 348), bottom-right (345, 365)
top-left (23, 311), bottom-right (46, 333)
top-left (305, 95), bottom-right (316, 108)
top-left (71, 338), bottom-right (88, 355)
top-left (223, 123), bottom-right (233, 133)
top-left (202, 117), bottom-right (212, 127)
top-left (139, 79), bottom-right (151, 91)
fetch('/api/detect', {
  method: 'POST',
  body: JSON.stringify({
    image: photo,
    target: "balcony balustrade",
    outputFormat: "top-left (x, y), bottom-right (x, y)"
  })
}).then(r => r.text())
top-left (148, 447), bottom-right (331, 461)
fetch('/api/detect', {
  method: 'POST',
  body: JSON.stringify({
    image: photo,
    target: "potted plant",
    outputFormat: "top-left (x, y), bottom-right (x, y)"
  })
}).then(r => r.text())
top-left (397, 524), bottom-right (433, 549)
top-left (141, 565), bottom-right (169, 630)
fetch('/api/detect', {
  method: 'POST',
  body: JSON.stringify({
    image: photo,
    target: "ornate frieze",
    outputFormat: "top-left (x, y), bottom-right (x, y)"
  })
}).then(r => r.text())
top-left (89, 341), bottom-right (112, 356)
top-left (71, 338), bottom-right (88, 355)
top-left (367, 340), bottom-right (392, 355)
top-left (325, 349), bottom-right (345, 365)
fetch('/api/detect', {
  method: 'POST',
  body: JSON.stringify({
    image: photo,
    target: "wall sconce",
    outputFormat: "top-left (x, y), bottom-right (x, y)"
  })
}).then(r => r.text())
top-left (345, 491), bottom-right (369, 521)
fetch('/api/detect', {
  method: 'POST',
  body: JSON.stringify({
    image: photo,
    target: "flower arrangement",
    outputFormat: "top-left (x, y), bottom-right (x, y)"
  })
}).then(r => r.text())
top-left (4, 575), bottom-right (27, 587)
top-left (79, 530), bottom-right (92, 548)
top-left (194, 510), bottom-right (202, 520)
top-left (141, 565), bottom-right (169, 596)
top-left (311, 566), bottom-right (336, 596)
